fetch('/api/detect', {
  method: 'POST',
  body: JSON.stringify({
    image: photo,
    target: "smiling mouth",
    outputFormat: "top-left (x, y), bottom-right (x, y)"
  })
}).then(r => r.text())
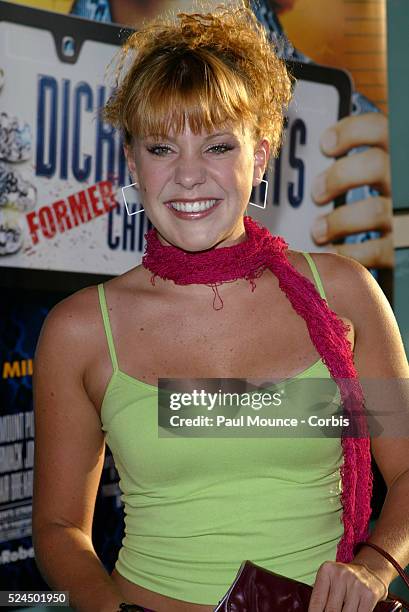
top-left (165, 199), bottom-right (221, 213)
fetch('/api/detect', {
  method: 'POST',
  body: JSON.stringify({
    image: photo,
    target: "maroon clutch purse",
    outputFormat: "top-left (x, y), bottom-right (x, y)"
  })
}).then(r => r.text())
top-left (214, 542), bottom-right (409, 611)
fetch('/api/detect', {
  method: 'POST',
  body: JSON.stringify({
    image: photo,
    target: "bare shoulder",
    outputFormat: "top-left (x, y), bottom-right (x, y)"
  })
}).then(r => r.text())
top-left (289, 250), bottom-right (409, 376)
top-left (286, 248), bottom-right (367, 287)
top-left (37, 284), bottom-right (100, 350)
top-left (42, 284), bottom-right (99, 323)
top-left (286, 249), bottom-right (382, 322)
top-left (35, 267), bottom-right (147, 380)
top-left (37, 265), bottom-right (141, 343)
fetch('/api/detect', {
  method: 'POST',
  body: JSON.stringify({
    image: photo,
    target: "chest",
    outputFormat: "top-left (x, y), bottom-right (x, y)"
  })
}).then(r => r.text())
top-left (89, 270), bottom-right (355, 415)
top-left (108, 280), bottom-right (353, 382)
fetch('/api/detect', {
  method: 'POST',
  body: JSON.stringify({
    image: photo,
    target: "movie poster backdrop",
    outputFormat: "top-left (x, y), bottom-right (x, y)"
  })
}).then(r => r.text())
top-left (0, 0), bottom-right (403, 597)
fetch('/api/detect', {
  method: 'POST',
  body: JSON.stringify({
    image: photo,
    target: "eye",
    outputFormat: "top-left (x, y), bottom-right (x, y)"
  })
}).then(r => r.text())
top-left (207, 143), bottom-right (234, 154)
top-left (146, 145), bottom-right (172, 156)
top-left (146, 143), bottom-right (234, 156)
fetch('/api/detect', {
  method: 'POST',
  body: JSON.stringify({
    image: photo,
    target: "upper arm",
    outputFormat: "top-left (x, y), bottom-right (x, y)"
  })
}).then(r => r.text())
top-left (325, 253), bottom-right (409, 489)
top-left (32, 287), bottom-right (105, 539)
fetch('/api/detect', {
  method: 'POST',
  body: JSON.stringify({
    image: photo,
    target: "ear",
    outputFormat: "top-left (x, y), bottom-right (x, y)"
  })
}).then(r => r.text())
top-left (123, 144), bottom-right (139, 186)
top-left (252, 137), bottom-right (270, 187)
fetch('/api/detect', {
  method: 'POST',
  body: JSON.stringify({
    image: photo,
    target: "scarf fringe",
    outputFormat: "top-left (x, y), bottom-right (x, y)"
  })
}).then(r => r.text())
top-left (268, 251), bottom-right (373, 562)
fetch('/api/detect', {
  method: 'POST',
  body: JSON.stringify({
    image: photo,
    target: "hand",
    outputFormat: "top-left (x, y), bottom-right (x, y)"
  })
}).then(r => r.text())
top-left (308, 560), bottom-right (388, 612)
top-left (310, 113), bottom-right (394, 269)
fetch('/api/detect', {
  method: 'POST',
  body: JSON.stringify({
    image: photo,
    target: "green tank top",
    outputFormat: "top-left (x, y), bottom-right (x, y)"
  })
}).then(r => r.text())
top-left (99, 252), bottom-right (344, 606)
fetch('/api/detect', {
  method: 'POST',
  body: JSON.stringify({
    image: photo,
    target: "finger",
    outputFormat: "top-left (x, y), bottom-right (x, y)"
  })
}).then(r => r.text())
top-left (308, 571), bottom-right (331, 612)
top-left (320, 113), bottom-right (389, 157)
top-left (311, 197), bottom-right (392, 245)
top-left (330, 235), bottom-right (395, 269)
top-left (322, 579), bottom-right (347, 612)
top-left (311, 148), bottom-right (391, 205)
top-left (342, 596), bottom-right (361, 612)
top-left (342, 582), bottom-right (370, 612)
top-left (357, 592), bottom-right (378, 612)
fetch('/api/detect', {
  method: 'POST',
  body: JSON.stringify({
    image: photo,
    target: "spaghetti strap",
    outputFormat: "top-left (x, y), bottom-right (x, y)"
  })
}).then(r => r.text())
top-left (97, 283), bottom-right (119, 372)
top-left (301, 252), bottom-right (328, 302)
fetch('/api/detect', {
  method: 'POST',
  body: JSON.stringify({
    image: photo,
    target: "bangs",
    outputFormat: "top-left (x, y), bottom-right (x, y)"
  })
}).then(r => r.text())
top-left (122, 50), bottom-right (255, 142)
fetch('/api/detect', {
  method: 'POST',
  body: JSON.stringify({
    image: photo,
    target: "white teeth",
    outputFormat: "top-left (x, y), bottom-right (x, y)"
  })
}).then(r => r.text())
top-left (169, 199), bottom-right (218, 212)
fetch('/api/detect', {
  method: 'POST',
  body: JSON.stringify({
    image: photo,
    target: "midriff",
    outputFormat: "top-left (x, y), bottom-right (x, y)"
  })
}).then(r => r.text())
top-left (111, 568), bottom-right (216, 612)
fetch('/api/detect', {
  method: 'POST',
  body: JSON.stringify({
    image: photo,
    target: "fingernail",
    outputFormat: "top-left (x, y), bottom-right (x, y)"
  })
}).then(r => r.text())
top-left (311, 216), bottom-right (328, 242)
top-left (312, 172), bottom-right (327, 199)
top-left (321, 128), bottom-right (337, 152)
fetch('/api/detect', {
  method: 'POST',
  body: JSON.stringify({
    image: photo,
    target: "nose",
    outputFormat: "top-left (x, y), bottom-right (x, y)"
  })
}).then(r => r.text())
top-left (174, 158), bottom-right (206, 189)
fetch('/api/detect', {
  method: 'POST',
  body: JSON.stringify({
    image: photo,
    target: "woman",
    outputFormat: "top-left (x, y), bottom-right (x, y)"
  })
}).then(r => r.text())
top-left (32, 3), bottom-right (409, 612)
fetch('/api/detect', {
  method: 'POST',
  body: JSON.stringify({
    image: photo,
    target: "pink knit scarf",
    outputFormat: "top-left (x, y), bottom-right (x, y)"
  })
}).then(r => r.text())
top-left (142, 215), bottom-right (372, 562)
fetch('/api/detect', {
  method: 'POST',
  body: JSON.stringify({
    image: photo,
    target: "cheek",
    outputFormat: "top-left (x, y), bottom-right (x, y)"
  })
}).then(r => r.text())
top-left (219, 155), bottom-right (250, 180)
top-left (234, 157), bottom-right (254, 186)
top-left (139, 167), bottom-right (162, 194)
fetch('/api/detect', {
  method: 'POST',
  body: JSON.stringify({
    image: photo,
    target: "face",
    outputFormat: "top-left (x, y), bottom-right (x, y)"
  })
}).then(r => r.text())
top-left (125, 120), bottom-right (270, 252)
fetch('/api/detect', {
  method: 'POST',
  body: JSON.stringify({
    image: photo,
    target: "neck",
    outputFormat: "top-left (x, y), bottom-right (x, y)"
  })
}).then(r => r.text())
top-left (150, 220), bottom-right (253, 298)
top-left (139, 263), bottom-right (271, 299)
top-left (141, 216), bottom-right (288, 309)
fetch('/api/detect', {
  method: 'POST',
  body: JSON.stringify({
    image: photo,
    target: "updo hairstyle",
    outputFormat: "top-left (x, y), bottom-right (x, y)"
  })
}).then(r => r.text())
top-left (103, 0), bottom-right (294, 169)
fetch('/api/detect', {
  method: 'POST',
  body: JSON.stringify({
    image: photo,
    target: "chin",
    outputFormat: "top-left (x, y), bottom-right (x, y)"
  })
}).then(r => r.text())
top-left (154, 212), bottom-right (242, 251)
top-left (168, 234), bottom-right (220, 253)
top-left (154, 225), bottom-right (225, 252)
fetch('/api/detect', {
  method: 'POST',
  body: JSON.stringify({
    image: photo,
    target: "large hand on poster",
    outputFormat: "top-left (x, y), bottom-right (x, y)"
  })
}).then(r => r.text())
top-left (311, 112), bottom-right (393, 269)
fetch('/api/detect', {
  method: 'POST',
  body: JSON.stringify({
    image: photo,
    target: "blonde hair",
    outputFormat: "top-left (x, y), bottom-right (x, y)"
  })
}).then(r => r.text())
top-left (102, 0), bottom-right (294, 165)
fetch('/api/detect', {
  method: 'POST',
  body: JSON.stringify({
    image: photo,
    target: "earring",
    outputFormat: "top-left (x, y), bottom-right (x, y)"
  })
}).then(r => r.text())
top-left (249, 179), bottom-right (268, 209)
top-left (121, 181), bottom-right (145, 216)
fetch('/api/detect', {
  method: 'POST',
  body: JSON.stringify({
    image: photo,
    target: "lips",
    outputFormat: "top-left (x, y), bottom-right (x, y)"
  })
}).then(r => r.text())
top-left (164, 198), bottom-right (221, 204)
top-left (165, 199), bottom-right (223, 219)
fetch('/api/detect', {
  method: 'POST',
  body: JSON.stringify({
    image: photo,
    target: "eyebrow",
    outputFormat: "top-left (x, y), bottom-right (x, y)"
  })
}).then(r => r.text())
top-left (145, 131), bottom-right (236, 142)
